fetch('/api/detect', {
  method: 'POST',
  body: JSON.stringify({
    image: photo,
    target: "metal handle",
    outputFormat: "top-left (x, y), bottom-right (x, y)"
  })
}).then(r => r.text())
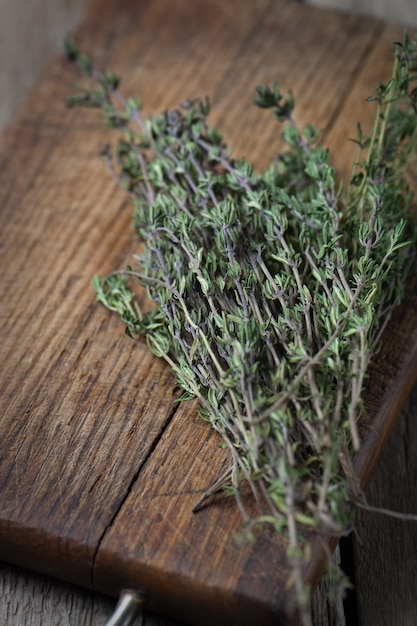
top-left (105, 590), bottom-right (144, 626)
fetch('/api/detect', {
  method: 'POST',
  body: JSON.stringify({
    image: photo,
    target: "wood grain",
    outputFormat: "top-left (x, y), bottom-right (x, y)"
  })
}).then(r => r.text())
top-left (0, 551), bottom-right (344, 625)
top-left (0, 561), bottom-right (116, 626)
top-left (1, 0), bottom-right (416, 625)
top-left (353, 387), bottom-right (417, 626)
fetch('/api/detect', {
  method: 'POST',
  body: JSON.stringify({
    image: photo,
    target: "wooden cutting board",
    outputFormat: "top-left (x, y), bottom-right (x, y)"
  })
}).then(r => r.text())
top-left (1, 1), bottom-right (417, 624)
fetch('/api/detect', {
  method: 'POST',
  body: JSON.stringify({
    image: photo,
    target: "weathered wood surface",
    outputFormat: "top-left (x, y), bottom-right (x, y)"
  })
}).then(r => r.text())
top-left (352, 385), bottom-right (417, 626)
top-left (1, 0), bottom-right (417, 624)
top-left (0, 545), bottom-right (346, 625)
top-left (2, 392), bottom-right (417, 626)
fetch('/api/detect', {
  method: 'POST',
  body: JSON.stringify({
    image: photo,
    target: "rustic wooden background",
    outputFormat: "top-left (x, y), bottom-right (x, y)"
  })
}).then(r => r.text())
top-left (1, 0), bottom-right (417, 625)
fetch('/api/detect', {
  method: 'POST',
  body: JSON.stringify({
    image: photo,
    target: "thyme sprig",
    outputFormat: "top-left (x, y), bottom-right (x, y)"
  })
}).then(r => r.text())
top-left (66, 33), bottom-right (417, 624)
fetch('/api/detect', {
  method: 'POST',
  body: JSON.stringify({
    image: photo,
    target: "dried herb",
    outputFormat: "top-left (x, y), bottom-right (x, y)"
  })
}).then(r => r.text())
top-left (66, 33), bottom-right (417, 624)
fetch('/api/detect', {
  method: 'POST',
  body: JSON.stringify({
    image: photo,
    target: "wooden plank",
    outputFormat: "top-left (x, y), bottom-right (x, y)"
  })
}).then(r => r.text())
top-left (0, 0), bottom-right (416, 625)
top-left (353, 387), bottom-right (417, 626)
top-left (0, 561), bottom-right (116, 626)
top-left (0, 551), bottom-right (345, 625)
top-left (2, 389), bottom-right (417, 626)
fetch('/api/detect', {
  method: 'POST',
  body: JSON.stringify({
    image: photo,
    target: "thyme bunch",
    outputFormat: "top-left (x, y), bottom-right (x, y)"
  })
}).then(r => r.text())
top-left (66, 33), bottom-right (417, 623)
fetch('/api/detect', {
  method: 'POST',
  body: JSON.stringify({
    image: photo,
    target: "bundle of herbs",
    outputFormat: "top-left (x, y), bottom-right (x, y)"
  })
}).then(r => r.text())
top-left (66, 33), bottom-right (417, 624)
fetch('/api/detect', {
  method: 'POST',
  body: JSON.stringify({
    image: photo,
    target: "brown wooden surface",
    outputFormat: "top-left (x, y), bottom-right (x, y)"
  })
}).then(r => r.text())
top-left (1, 1), bottom-right (417, 625)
